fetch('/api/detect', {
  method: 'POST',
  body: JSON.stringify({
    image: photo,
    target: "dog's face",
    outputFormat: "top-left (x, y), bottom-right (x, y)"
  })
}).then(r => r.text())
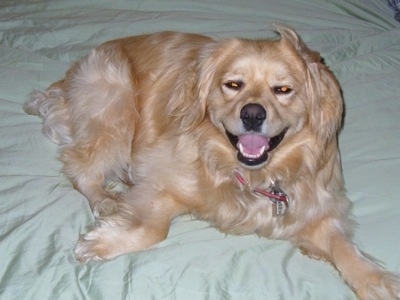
top-left (196, 28), bottom-right (343, 169)
top-left (207, 41), bottom-right (308, 168)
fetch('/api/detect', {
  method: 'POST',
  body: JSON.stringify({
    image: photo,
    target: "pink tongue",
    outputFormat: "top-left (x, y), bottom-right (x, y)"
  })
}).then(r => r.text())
top-left (237, 134), bottom-right (269, 155)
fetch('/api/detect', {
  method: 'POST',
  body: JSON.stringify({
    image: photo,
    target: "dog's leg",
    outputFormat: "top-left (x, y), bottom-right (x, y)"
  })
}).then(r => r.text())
top-left (61, 113), bottom-right (134, 219)
top-left (75, 184), bottom-right (184, 263)
top-left (298, 218), bottom-right (400, 300)
top-left (68, 171), bottom-right (121, 219)
top-left (58, 45), bottom-right (137, 218)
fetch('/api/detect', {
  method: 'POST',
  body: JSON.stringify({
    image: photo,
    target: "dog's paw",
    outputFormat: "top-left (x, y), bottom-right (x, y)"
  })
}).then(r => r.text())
top-left (355, 270), bottom-right (400, 300)
top-left (92, 198), bottom-right (118, 218)
top-left (75, 229), bottom-right (107, 264)
top-left (75, 227), bottom-right (121, 264)
top-left (75, 215), bottom-right (168, 264)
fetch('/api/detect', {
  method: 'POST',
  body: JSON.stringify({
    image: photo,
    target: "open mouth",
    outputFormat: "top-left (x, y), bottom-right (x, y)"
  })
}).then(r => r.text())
top-left (226, 128), bottom-right (288, 167)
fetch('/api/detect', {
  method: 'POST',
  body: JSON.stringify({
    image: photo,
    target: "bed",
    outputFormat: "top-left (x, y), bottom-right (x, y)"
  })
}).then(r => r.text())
top-left (1, 0), bottom-right (399, 299)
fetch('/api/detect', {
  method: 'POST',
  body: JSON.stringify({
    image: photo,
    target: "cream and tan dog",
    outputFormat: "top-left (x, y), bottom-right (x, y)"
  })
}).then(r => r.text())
top-left (24, 26), bottom-right (399, 299)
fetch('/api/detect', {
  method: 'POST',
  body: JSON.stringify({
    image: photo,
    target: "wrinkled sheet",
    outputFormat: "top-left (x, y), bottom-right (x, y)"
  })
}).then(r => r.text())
top-left (0, 0), bottom-right (399, 299)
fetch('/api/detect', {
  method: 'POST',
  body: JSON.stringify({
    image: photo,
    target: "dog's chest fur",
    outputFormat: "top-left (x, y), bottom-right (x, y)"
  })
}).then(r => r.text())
top-left (129, 130), bottom-right (301, 239)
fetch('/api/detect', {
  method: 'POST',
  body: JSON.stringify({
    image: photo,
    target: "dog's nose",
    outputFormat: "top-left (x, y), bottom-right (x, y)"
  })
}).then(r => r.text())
top-left (240, 103), bottom-right (266, 131)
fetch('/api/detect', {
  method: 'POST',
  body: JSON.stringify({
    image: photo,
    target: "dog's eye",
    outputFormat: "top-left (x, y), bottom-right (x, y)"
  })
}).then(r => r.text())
top-left (223, 80), bottom-right (244, 91)
top-left (273, 86), bottom-right (292, 95)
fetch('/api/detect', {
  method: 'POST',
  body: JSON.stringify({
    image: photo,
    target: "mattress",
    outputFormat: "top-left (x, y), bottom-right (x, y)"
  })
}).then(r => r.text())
top-left (0, 0), bottom-right (399, 299)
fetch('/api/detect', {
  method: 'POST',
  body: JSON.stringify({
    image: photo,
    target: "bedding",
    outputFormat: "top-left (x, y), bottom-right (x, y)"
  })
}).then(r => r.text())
top-left (0, 0), bottom-right (399, 299)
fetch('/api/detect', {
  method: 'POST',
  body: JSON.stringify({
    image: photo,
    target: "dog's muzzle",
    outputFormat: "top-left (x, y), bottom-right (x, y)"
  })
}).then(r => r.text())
top-left (226, 129), bottom-right (287, 167)
top-left (225, 103), bottom-right (288, 167)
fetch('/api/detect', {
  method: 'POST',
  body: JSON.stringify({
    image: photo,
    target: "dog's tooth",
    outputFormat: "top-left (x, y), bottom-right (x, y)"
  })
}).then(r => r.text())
top-left (239, 143), bottom-right (244, 155)
top-left (259, 145), bottom-right (265, 155)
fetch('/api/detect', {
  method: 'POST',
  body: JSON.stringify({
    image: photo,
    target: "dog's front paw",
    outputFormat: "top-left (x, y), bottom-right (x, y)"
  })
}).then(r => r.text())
top-left (75, 215), bottom-right (169, 264)
top-left (355, 270), bottom-right (400, 300)
top-left (75, 229), bottom-right (107, 264)
top-left (74, 226), bottom-right (122, 264)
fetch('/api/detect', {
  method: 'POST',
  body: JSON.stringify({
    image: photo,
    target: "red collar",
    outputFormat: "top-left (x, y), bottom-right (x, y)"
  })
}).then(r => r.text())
top-left (234, 170), bottom-right (289, 212)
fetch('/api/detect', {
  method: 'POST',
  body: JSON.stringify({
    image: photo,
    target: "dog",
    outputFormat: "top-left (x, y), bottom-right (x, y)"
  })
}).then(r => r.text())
top-left (24, 26), bottom-right (399, 299)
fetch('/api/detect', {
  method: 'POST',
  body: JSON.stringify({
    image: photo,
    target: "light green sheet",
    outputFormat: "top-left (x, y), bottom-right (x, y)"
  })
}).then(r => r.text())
top-left (0, 0), bottom-right (399, 299)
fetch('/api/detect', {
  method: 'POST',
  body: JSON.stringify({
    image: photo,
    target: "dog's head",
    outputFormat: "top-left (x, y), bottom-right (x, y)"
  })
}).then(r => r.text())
top-left (176, 26), bottom-right (343, 170)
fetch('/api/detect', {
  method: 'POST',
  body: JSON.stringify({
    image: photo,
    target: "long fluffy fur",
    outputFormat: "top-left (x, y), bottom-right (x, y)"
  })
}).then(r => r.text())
top-left (24, 27), bottom-right (399, 299)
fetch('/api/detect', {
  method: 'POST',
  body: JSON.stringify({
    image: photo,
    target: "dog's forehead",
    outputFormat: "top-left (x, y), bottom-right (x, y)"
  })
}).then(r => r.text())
top-left (222, 48), bottom-right (304, 82)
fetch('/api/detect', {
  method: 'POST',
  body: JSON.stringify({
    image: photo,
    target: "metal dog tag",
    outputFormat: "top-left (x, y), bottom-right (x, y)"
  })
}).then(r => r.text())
top-left (274, 200), bottom-right (286, 216)
top-left (270, 187), bottom-right (288, 217)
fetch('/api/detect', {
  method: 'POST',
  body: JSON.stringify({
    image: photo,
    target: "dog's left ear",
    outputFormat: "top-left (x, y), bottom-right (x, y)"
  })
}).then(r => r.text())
top-left (168, 43), bottom-right (220, 133)
top-left (276, 26), bottom-right (343, 142)
top-left (169, 41), bottom-right (234, 133)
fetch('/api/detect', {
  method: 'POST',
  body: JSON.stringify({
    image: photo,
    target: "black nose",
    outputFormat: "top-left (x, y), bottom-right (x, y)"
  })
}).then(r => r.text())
top-left (240, 103), bottom-right (266, 131)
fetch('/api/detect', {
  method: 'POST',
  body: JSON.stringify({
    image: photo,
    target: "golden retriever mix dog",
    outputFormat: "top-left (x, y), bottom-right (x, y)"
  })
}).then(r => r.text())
top-left (24, 26), bottom-right (399, 299)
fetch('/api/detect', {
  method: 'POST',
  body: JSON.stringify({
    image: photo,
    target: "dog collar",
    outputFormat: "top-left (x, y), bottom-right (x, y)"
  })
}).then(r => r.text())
top-left (234, 169), bottom-right (289, 216)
